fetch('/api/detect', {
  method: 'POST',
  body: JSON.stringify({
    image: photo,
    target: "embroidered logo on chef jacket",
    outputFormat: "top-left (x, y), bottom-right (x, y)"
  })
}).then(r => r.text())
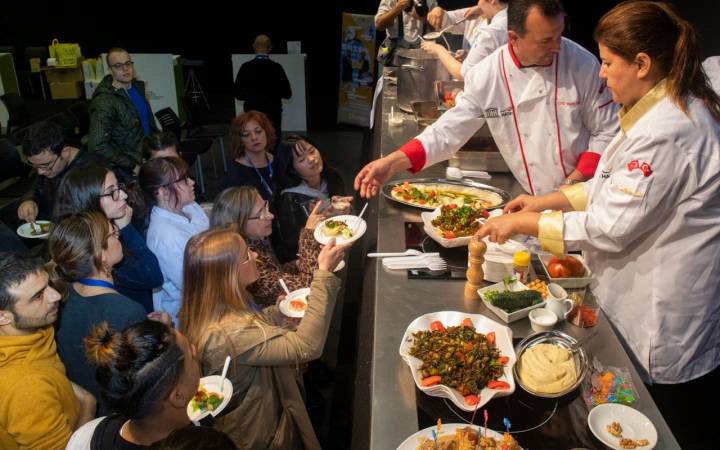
top-left (600, 169), bottom-right (612, 180)
top-left (485, 107), bottom-right (499, 118)
top-left (500, 107), bottom-right (512, 117)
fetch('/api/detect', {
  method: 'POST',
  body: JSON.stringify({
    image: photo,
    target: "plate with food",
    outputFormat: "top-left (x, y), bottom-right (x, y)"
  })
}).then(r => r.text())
top-left (420, 204), bottom-right (490, 248)
top-left (187, 375), bottom-right (233, 425)
top-left (382, 178), bottom-right (510, 211)
top-left (478, 277), bottom-right (545, 323)
top-left (17, 221), bottom-right (52, 239)
top-left (397, 423), bottom-right (522, 450)
top-left (279, 287), bottom-right (310, 318)
top-left (313, 215), bottom-right (367, 245)
top-left (399, 311), bottom-right (516, 412)
top-left (538, 254), bottom-right (593, 288)
top-left (588, 403), bottom-right (657, 450)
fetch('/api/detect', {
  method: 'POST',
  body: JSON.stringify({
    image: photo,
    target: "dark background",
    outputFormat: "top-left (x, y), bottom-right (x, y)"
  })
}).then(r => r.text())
top-left (2, 1), bottom-right (718, 129)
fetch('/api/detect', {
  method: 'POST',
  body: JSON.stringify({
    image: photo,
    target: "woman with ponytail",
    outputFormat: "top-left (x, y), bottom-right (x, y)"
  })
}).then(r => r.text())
top-left (66, 320), bottom-right (200, 449)
top-left (49, 211), bottom-right (151, 403)
top-left (475, 3), bottom-right (719, 446)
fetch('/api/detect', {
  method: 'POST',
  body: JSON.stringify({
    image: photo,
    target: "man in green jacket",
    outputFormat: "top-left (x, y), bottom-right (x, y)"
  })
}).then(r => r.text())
top-left (88, 48), bottom-right (157, 180)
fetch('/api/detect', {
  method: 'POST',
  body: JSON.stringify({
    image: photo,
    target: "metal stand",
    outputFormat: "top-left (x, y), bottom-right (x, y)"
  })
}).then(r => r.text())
top-left (181, 59), bottom-right (210, 109)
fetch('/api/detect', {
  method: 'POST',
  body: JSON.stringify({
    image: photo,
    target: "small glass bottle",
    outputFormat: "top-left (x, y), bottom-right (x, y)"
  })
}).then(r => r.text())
top-left (513, 251), bottom-right (531, 284)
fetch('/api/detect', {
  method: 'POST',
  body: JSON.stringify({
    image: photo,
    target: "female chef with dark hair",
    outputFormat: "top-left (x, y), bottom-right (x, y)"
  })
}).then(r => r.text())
top-left (475, 2), bottom-right (720, 447)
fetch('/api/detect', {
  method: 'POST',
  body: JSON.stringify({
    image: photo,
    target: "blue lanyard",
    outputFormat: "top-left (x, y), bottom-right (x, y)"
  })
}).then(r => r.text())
top-left (255, 54), bottom-right (270, 60)
top-left (77, 278), bottom-right (115, 288)
top-left (248, 155), bottom-right (274, 198)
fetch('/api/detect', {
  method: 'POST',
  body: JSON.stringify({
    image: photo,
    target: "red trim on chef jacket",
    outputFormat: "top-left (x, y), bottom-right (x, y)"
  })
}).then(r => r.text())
top-left (399, 139), bottom-right (427, 173)
top-left (576, 151), bottom-right (601, 178)
top-left (507, 43), bottom-right (554, 70)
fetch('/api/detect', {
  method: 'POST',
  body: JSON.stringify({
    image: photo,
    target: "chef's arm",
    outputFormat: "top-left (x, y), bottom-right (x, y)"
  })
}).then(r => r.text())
top-left (376, 0), bottom-right (410, 30)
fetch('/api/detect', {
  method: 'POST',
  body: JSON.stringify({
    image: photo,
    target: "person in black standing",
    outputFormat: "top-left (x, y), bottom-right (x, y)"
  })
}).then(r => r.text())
top-left (233, 35), bottom-right (292, 134)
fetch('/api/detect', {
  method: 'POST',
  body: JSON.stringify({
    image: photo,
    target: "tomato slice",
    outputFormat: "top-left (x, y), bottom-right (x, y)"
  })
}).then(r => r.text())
top-left (464, 342), bottom-right (474, 352)
top-left (481, 209), bottom-right (490, 218)
top-left (464, 394), bottom-right (480, 406)
top-left (418, 199), bottom-right (427, 205)
top-left (486, 331), bottom-right (496, 345)
top-left (498, 356), bottom-right (509, 365)
top-left (421, 375), bottom-right (442, 387)
top-left (443, 230), bottom-right (456, 239)
top-left (430, 320), bottom-right (445, 332)
top-left (461, 318), bottom-right (474, 328)
top-left (487, 380), bottom-right (511, 390)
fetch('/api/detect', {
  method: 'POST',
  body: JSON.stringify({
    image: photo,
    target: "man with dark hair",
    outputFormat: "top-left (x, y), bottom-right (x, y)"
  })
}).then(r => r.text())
top-left (143, 130), bottom-right (180, 160)
top-left (16, 121), bottom-right (94, 224)
top-left (88, 47), bottom-right (157, 179)
top-left (233, 35), bottom-right (292, 134)
top-left (0, 252), bottom-right (96, 449)
top-left (356, 0), bottom-right (619, 197)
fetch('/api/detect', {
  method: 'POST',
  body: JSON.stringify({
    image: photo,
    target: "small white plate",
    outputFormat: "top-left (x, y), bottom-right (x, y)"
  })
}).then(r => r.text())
top-left (278, 287), bottom-right (311, 318)
top-left (420, 206), bottom-right (502, 249)
top-left (478, 280), bottom-right (544, 323)
top-left (396, 423), bottom-right (505, 450)
top-left (17, 221), bottom-right (52, 239)
top-left (399, 311), bottom-right (516, 412)
top-left (187, 375), bottom-right (233, 424)
top-left (588, 403), bottom-right (657, 450)
top-left (313, 215), bottom-right (367, 246)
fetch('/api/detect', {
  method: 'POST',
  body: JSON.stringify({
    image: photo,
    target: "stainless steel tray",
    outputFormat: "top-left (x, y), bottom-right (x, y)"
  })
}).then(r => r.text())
top-left (381, 177), bottom-right (512, 210)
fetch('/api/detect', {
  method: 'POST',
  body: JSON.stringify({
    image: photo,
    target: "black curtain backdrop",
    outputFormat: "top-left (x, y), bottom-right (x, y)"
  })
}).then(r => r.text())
top-left (2, 1), bottom-right (717, 129)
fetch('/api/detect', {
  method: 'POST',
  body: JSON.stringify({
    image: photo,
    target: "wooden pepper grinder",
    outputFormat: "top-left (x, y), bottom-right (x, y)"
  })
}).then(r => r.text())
top-left (464, 235), bottom-right (487, 299)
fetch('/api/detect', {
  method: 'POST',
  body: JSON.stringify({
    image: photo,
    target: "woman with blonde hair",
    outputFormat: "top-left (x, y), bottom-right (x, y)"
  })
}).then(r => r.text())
top-left (49, 211), bottom-right (148, 403)
top-left (223, 110), bottom-right (278, 202)
top-left (178, 227), bottom-right (346, 449)
top-left (476, 2), bottom-right (720, 447)
top-left (210, 186), bottom-right (325, 307)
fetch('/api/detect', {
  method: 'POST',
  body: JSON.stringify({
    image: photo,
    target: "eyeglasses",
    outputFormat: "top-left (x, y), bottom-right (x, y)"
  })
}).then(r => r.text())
top-left (163, 173), bottom-right (192, 188)
top-left (109, 60), bottom-right (134, 70)
top-left (99, 183), bottom-right (126, 201)
top-left (248, 200), bottom-right (271, 220)
top-left (27, 154), bottom-right (60, 171)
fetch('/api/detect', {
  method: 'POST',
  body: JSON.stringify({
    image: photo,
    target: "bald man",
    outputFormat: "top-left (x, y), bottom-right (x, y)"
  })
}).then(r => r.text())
top-left (233, 35), bottom-right (292, 134)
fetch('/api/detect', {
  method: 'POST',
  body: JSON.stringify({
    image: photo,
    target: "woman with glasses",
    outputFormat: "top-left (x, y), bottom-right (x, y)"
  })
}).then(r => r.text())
top-left (210, 186), bottom-right (325, 307)
top-left (139, 157), bottom-right (209, 325)
top-left (178, 227), bottom-right (347, 449)
top-left (53, 164), bottom-right (163, 313)
top-left (273, 134), bottom-right (352, 263)
top-left (48, 211), bottom-right (151, 405)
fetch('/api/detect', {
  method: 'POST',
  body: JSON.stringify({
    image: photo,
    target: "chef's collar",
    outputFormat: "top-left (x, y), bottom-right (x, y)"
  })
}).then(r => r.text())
top-left (507, 43), bottom-right (555, 70)
top-left (618, 79), bottom-right (667, 133)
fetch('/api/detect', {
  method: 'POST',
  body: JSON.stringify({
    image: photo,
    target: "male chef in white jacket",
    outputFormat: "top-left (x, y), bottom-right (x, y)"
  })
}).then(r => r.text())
top-left (356, 0), bottom-right (619, 197)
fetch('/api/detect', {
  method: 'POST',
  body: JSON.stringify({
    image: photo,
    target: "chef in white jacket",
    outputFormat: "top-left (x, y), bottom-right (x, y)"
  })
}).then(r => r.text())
top-left (423, 0), bottom-right (509, 80)
top-left (477, 2), bottom-right (720, 447)
top-left (356, 0), bottom-right (618, 198)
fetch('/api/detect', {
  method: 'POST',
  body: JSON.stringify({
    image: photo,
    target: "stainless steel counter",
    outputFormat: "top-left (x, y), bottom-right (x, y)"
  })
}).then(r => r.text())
top-left (351, 75), bottom-right (680, 450)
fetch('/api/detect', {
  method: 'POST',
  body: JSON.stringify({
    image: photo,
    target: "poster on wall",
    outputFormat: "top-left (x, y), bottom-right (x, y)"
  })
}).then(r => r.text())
top-left (337, 12), bottom-right (375, 127)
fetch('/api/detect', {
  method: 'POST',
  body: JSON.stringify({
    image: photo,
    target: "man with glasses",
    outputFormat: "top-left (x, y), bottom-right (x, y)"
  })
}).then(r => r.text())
top-left (17, 121), bottom-right (96, 224)
top-left (88, 47), bottom-right (157, 181)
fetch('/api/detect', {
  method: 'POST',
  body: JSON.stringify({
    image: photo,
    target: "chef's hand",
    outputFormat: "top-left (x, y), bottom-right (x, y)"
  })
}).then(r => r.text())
top-left (427, 6), bottom-right (446, 29)
top-left (305, 201), bottom-right (325, 230)
top-left (354, 151), bottom-right (412, 198)
top-left (476, 212), bottom-right (540, 244)
top-left (421, 41), bottom-right (445, 56)
top-left (464, 5), bottom-right (483, 19)
top-left (17, 200), bottom-right (38, 223)
top-left (317, 238), bottom-right (348, 272)
top-left (503, 194), bottom-right (542, 214)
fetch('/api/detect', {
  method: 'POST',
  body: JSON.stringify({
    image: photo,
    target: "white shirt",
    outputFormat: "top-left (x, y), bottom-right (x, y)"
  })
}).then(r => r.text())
top-left (65, 417), bottom-right (103, 449)
top-left (407, 38), bottom-right (618, 195)
top-left (376, 0), bottom-right (438, 45)
top-left (146, 202), bottom-right (209, 325)
top-left (564, 85), bottom-right (720, 383)
top-left (460, 8), bottom-right (508, 80)
top-left (443, 8), bottom-right (484, 50)
top-left (703, 56), bottom-right (720, 94)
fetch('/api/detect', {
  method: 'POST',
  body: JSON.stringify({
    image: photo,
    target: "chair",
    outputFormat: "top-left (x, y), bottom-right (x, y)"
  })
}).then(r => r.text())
top-left (154, 107), bottom-right (213, 193)
top-left (181, 94), bottom-right (229, 173)
top-left (0, 93), bottom-right (32, 138)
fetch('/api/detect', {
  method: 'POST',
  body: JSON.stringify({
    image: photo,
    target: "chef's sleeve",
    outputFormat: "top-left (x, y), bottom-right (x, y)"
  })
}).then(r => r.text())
top-left (539, 133), bottom-right (686, 255)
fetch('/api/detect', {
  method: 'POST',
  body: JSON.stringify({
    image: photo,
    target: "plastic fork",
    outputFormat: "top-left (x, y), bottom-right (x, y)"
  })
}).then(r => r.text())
top-left (383, 259), bottom-right (448, 271)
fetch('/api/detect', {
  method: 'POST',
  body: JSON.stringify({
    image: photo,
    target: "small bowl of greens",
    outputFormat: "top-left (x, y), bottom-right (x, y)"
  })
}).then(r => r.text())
top-left (478, 277), bottom-right (545, 323)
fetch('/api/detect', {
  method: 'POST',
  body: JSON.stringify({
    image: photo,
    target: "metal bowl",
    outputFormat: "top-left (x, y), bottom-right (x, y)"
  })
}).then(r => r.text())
top-left (513, 330), bottom-right (589, 398)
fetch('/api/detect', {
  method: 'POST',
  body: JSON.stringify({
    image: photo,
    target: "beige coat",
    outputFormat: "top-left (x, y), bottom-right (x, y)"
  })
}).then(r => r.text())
top-left (201, 270), bottom-right (341, 450)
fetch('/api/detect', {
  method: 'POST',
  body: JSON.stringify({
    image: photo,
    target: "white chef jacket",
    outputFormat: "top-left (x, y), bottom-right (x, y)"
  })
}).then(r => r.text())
top-left (703, 56), bottom-right (720, 94)
top-left (460, 8), bottom-right (508, 80)
top-left (400, 38), bottom-right (618, 195)
top-left (442, 7), bottom-right (483, 50)
top-left (146, 202), bottom-right (209, 325)
top-left (376, 0), bottom-right (438, 46)
top-left (542, 81), bottom-right (720, 384)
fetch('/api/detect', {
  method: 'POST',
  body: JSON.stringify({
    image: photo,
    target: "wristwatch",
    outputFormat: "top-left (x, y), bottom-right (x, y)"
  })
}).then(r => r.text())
top-left (562, 178), bottom-right (581, 185)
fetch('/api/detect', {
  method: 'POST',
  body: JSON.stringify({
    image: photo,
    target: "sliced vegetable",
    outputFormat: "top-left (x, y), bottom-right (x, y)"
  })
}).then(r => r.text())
top-left (461, 317), bottom-right (474, 328)
top-left (430, 320), bottom-right (445, 332)
top-left (421, 375), bottom-right (442, 387)
top-left (498, 356), bottom-right (509, 365)
top-left (486, 332), bottom-right (495, 345)
top-left (487, 380), bottom-right (510, 390)
top-left (464, 394), bottom-right (480, 406)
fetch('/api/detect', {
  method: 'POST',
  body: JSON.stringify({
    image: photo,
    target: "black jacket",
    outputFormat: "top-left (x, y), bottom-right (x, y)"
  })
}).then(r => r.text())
top-left (233, 55), bottom-right (292, 113)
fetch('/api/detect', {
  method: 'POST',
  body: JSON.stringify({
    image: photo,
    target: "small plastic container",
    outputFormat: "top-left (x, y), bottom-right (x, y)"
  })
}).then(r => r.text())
top-left (513, 251), bottom-right (531, 284)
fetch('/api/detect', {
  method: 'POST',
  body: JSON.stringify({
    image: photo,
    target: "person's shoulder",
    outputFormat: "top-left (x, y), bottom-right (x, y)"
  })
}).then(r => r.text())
top-left (562, 38), bottom-right (599, 67)
top-left (66, 417), bottom-right (107, 450)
